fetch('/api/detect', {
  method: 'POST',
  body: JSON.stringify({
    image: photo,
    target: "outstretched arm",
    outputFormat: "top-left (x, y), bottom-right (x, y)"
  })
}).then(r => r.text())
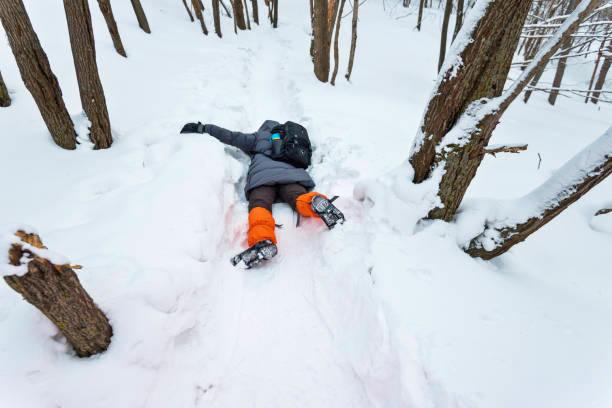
top-left (204, 124), bottom-right (257, 154)
top-left (180, 121), bottom-right (256, 154)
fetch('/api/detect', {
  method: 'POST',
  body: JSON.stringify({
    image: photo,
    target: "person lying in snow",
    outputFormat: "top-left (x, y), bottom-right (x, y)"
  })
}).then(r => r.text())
top-left (180, 120), bottom-right (345, 268)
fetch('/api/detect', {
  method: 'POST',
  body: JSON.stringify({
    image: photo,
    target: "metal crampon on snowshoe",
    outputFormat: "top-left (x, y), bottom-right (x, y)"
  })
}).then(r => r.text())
top-left (311, 195), bottom-right (345, 229)
top-left (230, 239), bottom-right (278, 268)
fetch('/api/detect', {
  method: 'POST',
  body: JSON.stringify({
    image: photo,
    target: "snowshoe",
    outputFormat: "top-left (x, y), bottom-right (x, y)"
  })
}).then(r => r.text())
top-left (230, 239), bottom-right (278, 269)
top-left (311, 195), bottom-right (345, 229)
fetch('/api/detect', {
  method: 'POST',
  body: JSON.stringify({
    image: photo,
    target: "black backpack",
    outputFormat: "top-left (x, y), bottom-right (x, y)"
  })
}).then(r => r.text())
top-left (270, 121), bottom-right (312, 169)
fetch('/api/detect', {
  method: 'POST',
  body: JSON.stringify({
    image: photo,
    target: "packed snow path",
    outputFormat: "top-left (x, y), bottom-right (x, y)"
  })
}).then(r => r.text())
top-left (128, 22), bottom-right (403, 408)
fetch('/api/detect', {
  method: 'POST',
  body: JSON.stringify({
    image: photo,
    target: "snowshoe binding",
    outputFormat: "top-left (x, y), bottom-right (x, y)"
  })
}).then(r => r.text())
top-left (311, 195), bottom-right (345, 229)
top-left (230, 239), bottom-right (278, 269)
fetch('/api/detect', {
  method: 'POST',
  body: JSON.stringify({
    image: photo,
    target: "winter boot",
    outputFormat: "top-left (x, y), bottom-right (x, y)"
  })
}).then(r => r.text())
top-left (296, 192), bottom-right (345, 229)
top-left (311, 195), bottom-right (345, 229)
top-left (231, 239), bottom-right (278, 268)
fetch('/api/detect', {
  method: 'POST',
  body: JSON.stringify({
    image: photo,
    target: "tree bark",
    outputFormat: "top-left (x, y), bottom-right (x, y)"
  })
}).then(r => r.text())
top-left (130, 0), bottom-right (151, 33)
top-left (466, 126), bottom-right (612, 259)
top-left (416, 0), bottom-right (425, 31)
top-left (4, 231), bottom-right (113, 357)
top-left (251, 0), bottom-right (259, 24)
top-left (182, 0), bottom-right (195, 21)
top-left (452, 0), bottom-right (464, 42)
top-left (96, 0), bottom-right (127, 57)
top-left (523, 65), bottom-right (544, 103)
top-left (243, 0), bottom-right (251, 29)
top-left (0, 69), bottom-right (10, 107)
top-left (212, 0), bottom-right (222, 37)
top-left (313, 0), bottom-right (331, 82)
top-left (330, 0), bottom-right (346, 86)
top-left (438, 0), bottom-right (453, 72)
top-left (192, 0), bottom-right (209, 35)
top-left (232, 0), bottom-right (247, 30)
top-left (409, 0), bottom-right (598, 221)
top-left (0, 0), bottom-right (76, 149)
top-left (590, 42), bottom-right (611, 104)
top-left (548, 0), bottom-right (578, 106)
top-left (64, 0), bottom-right (113, 150)
top-left (345, 0), bottom-right (359, 81)
top-left (272, 0), bottom-right (278, 28)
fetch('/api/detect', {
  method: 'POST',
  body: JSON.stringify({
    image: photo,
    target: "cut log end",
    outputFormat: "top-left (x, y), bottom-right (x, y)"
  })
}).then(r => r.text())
top-left (4, 230), bottom-right (112, 358)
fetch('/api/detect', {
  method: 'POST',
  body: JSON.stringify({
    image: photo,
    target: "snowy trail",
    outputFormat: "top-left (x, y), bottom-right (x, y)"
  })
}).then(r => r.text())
top-left (184, 30), bottom-right (403, 407)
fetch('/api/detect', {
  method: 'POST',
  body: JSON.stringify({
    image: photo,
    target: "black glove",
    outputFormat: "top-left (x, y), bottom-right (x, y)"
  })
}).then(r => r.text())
top-left (180, 122), bottom-right (205, 134)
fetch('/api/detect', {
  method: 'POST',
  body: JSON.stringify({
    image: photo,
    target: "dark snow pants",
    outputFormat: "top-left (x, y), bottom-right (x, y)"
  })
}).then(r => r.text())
top-left (248, 183), bottom-right (308, 212)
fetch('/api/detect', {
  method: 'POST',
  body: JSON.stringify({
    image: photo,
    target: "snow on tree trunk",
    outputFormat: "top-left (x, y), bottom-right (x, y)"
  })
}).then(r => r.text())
top-left (0, 69), bottom-right (10, 107)
top-left (64, 0), bottom-right (113, 150)
top-left (409, 0), bottom-right (600, 222)
top-left (466, 126), bottom-right (612, 259)
top-left (0, 0), bottom-right (77, 149)
top-left (2, 230), bottom-right (113, 357)
top-left (96, 0), bottom-right (127, 58)
top-left (409, 0), bottom-right (532, 220)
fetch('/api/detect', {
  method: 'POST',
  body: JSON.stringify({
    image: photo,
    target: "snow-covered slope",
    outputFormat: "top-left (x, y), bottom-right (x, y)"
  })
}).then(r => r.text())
top-left (0, 1), bottom-right (610, 408)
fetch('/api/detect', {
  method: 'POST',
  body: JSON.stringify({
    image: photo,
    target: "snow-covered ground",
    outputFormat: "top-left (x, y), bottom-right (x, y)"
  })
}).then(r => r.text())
top-left (0, 1), bottom-right (611, 407)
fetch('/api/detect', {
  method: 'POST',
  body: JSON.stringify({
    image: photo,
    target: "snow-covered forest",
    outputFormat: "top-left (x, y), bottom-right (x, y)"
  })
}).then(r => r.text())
top-left (0, 0), bottom-right (611, 407)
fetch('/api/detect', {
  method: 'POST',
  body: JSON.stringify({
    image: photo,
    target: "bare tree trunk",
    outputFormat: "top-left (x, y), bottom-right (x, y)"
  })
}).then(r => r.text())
top-left (523, 66), bottom-right (546, 103)
top-left (0, 0), bottom-right (76, 149)
top-left (0, 69), bottom-right (10, 107)
top-left (251, 0), bottom-right (259, 24)
top-left (410, 0), bottom-right (598, 221)
top-left (233, 0), bottom-right (247, 29)
top-left (212, 0), bottom-right (222, 37)
top-left (438, 0), bottom-right (452, 72)
top-left (5, 231), bottom-right (113, 357)
top-left (452, 0), bottom-right (464, 41)
top-left (96, 0), bottom-right (127, 58)
top-left (220, 0), bottom-right (233, 17)
top-left (590, 42), bottom-right (611, 104)
top-left (330, 0), bottom-right (346, 86)
top-left (466, 126), bottom-right (612, 259)
top-left (272, 0), bottom-right (278, 28)
top-left (130, 0), bottom-right (151, 33)
top-left (345, 0), bottom-right (359, 81)
top-left (548, 0), bottom-right (578, 105)
top-left (192, 0), bottom-right (209, 35)
top-left (585, 39), bottom-right (606, 102)
top-left (243, 0), bottom-right (251, 29)
top-left (416, 0), bottom-right (425, 31)
top-left (182, 0), bottom-right (195, 21)
top-left (313, 0), bottom-right (331, 82)
top-left (64, 0), bottom-right (113, 149)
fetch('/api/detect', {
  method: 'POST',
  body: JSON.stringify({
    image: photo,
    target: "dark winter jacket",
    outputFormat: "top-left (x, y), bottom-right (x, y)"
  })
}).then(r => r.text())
top-left (204, 120), bottom-right (315, 196)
